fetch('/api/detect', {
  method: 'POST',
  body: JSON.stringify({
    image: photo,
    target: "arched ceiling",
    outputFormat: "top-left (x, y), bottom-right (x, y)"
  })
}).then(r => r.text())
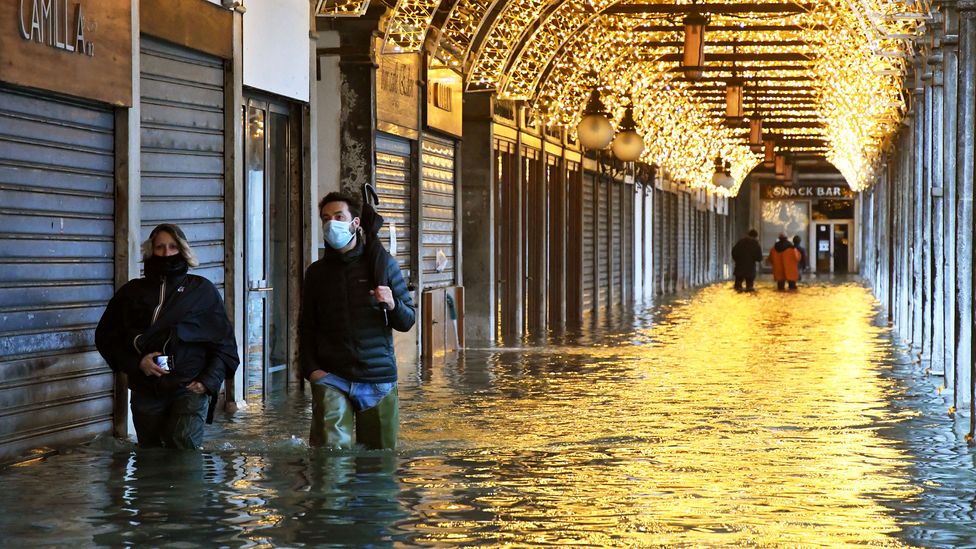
top-left (319, 0), bottom-right (931, 195)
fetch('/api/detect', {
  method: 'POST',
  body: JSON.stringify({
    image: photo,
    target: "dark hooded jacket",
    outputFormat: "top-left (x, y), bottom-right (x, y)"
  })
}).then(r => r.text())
top-left (95, 269), bottom-right (240, 397)
top-left (299, 234), bottom-right (415, 383)
top-left (731, 236), bottom-right (763, 278)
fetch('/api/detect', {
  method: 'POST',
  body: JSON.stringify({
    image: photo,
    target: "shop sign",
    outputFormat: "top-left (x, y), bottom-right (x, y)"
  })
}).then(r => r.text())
top-left (761, 184), bottom-right (855, 200)
top-left (376, 38), bottom-right (420, 140)
top-left (1, 0), bottom-right (131, 105)
top-left (426, 66), bottom-right (462, 138)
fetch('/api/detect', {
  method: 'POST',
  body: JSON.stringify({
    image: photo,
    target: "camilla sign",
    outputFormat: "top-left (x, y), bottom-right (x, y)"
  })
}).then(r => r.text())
top-left (17, 0), bottom-right (95, 56)
top-left (761, 184), bottom-right (856, 200)
top-left (1, 0), bottom-right (131, 105)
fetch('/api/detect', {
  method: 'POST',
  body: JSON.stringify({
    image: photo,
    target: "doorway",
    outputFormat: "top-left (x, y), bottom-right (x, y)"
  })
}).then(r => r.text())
top-left (244, 97), bottom-right (300, 400)
top-left (814, 221), bottom-right (853, 274)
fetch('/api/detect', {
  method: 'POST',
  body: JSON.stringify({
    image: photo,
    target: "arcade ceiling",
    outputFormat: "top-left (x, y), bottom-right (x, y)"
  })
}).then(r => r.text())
top-left (317, 0), bottom-right (932, 194)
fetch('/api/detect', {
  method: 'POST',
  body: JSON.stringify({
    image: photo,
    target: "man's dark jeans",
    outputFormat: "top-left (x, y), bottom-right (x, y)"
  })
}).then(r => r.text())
top-left (734, 275), bottom-right (755, 291)
top-left (131, 387), bottom-right (208, 449)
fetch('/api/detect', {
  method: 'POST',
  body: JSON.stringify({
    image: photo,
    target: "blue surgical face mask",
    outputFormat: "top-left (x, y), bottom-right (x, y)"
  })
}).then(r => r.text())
top-left (324, 220), bottom-right (355, 249)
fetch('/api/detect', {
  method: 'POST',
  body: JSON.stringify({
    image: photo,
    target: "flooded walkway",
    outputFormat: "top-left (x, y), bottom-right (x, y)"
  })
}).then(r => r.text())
top-left (3, 279), bottom-right (976, 546)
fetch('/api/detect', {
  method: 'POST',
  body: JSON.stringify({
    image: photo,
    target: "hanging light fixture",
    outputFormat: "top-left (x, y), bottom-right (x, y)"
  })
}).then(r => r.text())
top-left (576, 85), bottom-right (614, 150)
top-left (711, 157), bottom-right (734, 189)
top-left (775, 154), bottom-right (786, 180)
top-left (749, 89), bottom-right (763, 152)
top-left (611, 104), bottom-right (645, 161)
top-left (725, 39), bottom-right (744, 125)
top-left (784, 157), bottom-right (794, 184)
top-left (763, 138), bottom-right (776, 167)
top-left (682, 5), bottom-right (707, 81)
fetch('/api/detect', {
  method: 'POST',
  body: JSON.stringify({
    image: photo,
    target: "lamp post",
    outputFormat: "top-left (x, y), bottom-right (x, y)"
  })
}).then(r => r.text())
top-left (576, 86), bottom-right (614, 150)
top-left (682, 9), bottom-right (707, 81)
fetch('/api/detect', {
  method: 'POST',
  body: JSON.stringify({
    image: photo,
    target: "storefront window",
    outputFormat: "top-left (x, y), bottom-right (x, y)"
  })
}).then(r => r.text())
top-left (761, 200), bottom-right (810, 250)
top-left (812, 199), bottom-right (855, 220)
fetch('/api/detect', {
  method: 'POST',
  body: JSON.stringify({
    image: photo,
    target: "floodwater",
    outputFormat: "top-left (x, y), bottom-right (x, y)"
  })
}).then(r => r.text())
top-left (3, 278), bottom-right (976, 547)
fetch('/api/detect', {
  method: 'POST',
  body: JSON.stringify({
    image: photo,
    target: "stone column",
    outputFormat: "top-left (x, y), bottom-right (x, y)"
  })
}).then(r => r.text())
top-left (956, 0), bottom-right (976, 418)
top-left (460, 93), bottom-right (496, 343)
top-left (929, 54), bottom-right (947, 376)
top-left (921, 70), bottom-right (934, 363)
top-left (943, 0), bottom-right (960, 396)
top-left (912, 80), bottom-right (925, 355)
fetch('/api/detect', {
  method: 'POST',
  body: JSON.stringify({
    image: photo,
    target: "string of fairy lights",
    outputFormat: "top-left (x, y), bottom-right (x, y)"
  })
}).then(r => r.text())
top-left (318, 0), bottom-right (929, 195)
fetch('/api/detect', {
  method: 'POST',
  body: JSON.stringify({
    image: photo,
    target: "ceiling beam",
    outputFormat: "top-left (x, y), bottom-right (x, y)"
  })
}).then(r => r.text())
top-left (607, 3), bottom-right (815, 14)
top-left (654, 52), bottom-right (815, 62)
top-left (634, 24), bottom-right (828, 32)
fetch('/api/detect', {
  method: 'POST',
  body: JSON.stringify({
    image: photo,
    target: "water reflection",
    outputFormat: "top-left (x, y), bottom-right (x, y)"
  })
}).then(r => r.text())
top-left (2, 279), bottom-right (975, 546)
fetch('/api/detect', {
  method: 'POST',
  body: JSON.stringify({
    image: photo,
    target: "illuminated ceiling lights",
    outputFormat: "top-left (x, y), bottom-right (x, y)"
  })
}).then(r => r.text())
top-left (372, 0), bottom-right (932, 195)
top-left (314, 0), bottom-right (370, 17)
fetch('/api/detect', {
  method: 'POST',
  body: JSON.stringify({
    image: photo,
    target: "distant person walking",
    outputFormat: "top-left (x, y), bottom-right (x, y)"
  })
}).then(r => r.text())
top-left (731, 229), bottom-right (763, 292)
top-left (793, 235), bottom-right (809, 278)
top-left (769, 233), bottom-right (802, 291)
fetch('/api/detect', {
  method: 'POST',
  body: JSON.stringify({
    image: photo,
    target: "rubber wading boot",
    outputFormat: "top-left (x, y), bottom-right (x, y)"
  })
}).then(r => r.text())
top-left (310, 383), bottom-right (354, 449)
top-left (355, 387), bottom-right (399, 450)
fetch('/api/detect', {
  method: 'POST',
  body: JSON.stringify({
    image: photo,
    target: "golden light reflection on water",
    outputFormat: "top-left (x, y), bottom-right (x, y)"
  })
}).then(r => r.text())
top-left (399, 281), bottom-right (921, 546)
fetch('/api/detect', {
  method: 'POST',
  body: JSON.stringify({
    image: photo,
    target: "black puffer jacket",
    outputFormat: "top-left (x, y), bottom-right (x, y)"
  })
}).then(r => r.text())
top-left (95, 273), bottom-right (239, 396)
top-left (731, 236), bottom-right (763, 277)
top-left (299, 236), bottom-right (416, 383)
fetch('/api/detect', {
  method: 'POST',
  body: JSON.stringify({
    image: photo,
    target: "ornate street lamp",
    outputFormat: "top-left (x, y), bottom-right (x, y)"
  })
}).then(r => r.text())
top-left (711, 157), bottom-right (734, 189)
top-left (682, 9), bottom-right (707, 81)
top-left (576, 87), bottom-right (614, 150)
top-left (611, 104), bottom-right (645, 161)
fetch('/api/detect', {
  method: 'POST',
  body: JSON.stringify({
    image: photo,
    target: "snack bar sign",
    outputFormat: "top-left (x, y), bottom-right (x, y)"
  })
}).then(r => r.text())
top-left (17, 0), bottom-right (95, 56)
top-left (761, 184), bottom-right (856, 200)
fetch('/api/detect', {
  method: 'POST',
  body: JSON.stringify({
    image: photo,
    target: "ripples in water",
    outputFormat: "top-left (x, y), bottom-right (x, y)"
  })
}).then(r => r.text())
top-left (2, 279), bottom-right (976, 546)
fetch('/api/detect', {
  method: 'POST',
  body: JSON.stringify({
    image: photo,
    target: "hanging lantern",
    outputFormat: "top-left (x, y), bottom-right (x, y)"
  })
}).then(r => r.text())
top-left (611, 105), bottom-right (645, 161)
top-left (749, 116), bottom-right (763, 152)
top-left (725, 77), bottom-right (744, 124)
top-left (711, 156), bottom-right (725, 187)
top-left (682, 12), bottom-right (707, 81)
top-left (775, 154), bottom-right (786, 179)
top-left (576, 88), bottom-right (614, 150)
top-left (763, 138), bottom-right (776, 167)
top-left (784, 159), bottom-right (794, 184)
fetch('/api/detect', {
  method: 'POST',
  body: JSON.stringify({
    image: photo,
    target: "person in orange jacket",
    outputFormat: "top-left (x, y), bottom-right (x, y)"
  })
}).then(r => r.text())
top-left (768, 233), bottom-right (802, 291)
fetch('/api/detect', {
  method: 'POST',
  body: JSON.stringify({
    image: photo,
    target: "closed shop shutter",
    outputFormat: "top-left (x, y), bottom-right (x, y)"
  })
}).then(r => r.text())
top-left (597, 178), bottom-right (609, 308)
top-left (582, 173), bottom-right (596, 312)
top-left (140, 38), bottom-right (226, 289)
top-left (653, 188), bottom-right (663, 295)
top-left (376, 132), bottom-right (415, 284)
top-left (0, 86), bottom-right (116, 461)
top-left (610, 182), bottom-right (622, 306)
top-left (622, 184), bottom-right (633, 303)
top-left (421, 133), bottom-right (456, 288)
top-left (669, 193), bottom-right (678, 291)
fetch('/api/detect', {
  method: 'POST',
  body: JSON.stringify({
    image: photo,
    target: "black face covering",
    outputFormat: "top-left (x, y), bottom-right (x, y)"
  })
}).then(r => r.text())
top-left (145, 254), bottom-right (189, 278)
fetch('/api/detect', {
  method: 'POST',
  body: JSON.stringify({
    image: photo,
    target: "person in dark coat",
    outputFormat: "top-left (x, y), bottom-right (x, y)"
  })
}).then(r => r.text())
top-left (96, 224), bottom-right (240, 449)
top-left (731, 229), bottom-right (763, 292)
top-left (793, 235), bottom-right (809, 277)
top-left (300, 191), bottom-right (416, 450)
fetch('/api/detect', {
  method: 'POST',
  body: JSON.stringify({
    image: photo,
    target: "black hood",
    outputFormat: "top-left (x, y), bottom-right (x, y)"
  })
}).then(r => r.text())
top-left (774, 239), bottom-right (794, 252)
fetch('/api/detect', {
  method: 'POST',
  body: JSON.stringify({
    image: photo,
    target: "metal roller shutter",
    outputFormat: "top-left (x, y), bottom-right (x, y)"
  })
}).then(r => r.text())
top-left (669, 193), bottom-right (678, 292)
top-left (582, 173), bottom-right (596, 312)
top-left (597, 179), bottom-right (609, 307)
top-left (140, 38), bottom-right (226, 289)
top-left (622, 184), bottom-right (633, 303)
top-left (376, 132), bottom-right (414, 283)
top-left (653, 188), bottom-right (663, 295)
top-left (611, 182), bottom-right (623, 306)
top-left (421, 133), bottom-right (455, 288)
top-left (0, 86), bottom-right (116, 461)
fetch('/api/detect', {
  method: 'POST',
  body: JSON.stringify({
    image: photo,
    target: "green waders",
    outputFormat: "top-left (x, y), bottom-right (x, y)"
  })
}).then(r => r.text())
top-left (310, 384), bottom-right (399, 450)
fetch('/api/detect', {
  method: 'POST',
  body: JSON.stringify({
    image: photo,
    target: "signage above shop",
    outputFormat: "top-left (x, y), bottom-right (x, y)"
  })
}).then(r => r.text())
top-left (761, 184), bottom-right (856, 200)
top-left (1, 0), bottom-right (131, 105)
top-left (426, 66), bottom-right (462, 138)
top-left (376, 38), bottom-right (420, 140)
